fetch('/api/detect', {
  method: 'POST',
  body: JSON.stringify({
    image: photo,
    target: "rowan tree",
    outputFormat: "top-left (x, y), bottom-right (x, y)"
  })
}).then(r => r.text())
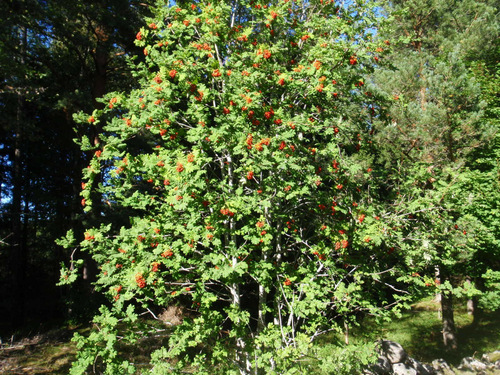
top-left (59, 1), bottom-right (411, 373)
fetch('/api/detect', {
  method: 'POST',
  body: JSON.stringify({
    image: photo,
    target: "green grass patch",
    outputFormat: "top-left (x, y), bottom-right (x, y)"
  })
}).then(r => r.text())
top-left (349, 297), bottom-right (500, 365)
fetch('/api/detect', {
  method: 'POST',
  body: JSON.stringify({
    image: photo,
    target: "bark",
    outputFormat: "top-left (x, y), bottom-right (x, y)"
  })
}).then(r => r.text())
top-left (412, 15), bottom-right (427, 111)
top-left (230, 282), bottom-right (252, 375)
top-left (467, 298), bottom-right (474, 315)
top-left (441, 290), bottom-right (458, 351)
top-left (10, 96), bottom-right (26, 328)
top-left (471, 297), bottom-right (483, 327)
top-left (465, 277), bottom-right (474, 316)
top-left (344, 320), bottom-right (349, 345)
top-left (10, 26), bottom-right (27, 329)
top-left (79, 23), bottom-right (109, 287)
top-left (446, 114), bottom-right (455, 162)
top-left (257, 206), bottom-right (273, 333)
top-left (257, 272), bottom-right (267, 333)
top-left (436, 267), bottom-right (457, 351)
top-left (223, 152), bottom-right (252, 374)
top-left (471, 277), bottom-right (484, 327)
top-left (91, 25), bottom-right (109, 110)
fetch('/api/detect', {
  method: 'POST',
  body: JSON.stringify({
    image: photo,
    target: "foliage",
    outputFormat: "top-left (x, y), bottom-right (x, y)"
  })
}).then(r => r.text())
top-left (370, 0), bottom-right (499, 350)
top-left (55, 0), bottom-right (500, 371)
top-left (60, 0), bottom-right (415, 373)
top-left (0, 0), bottom-right (154, 332)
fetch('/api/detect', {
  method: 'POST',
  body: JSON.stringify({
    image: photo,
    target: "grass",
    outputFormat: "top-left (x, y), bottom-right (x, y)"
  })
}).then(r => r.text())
top-left (1, 298), bottom-right (499, 373)
top-left (349, 297), bottom-right (500, 366)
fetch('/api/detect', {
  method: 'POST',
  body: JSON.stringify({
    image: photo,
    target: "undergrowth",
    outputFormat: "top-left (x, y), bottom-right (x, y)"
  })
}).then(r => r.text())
top-left (1, 298), bottom-right (499, 374)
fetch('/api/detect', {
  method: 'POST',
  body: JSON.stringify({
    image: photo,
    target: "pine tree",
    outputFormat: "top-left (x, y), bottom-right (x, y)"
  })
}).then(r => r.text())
top-left (0, 0), bottom-right (153, 331)
top-left (372, 0), bottom-right (499, 351)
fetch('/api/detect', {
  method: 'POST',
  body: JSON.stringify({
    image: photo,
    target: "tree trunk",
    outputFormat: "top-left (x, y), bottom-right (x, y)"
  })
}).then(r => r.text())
top-left (91, 26), bottom-right (108, 110)
top-left (10, 26), bottom-right (27, 329)
top-left (471, 277), bottom-right (484, 327)
top-left (230, 281), bottom-right (252, 375)
top-left (79, 24), bottom-right (109, 288)
top-left (465, 277), bottom-right (474, 316)
top-left (257, 275), bottom-right (267, 333)
top-left (344, 320), bottom-right (349, 345)
top-left (11, 97), bottom-right (26, 329)
top-left (441, 290), bottom-right (458, 351)
top-left (467, 298), bottom-right (474, 315)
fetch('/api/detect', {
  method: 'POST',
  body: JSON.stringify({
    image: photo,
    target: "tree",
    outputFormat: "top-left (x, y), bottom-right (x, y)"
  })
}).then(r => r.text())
top-left (463, 35), bottom-right (500, 321)
top-left (60, 0), bottom-right (409, 373)
top-left (371, 0), bottom-right (499, 351)
top-left (0, 0), bottom-right (153, 332)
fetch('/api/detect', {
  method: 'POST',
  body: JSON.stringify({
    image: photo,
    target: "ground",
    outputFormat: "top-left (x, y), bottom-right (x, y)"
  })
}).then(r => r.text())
top-left (0, 329), bottom-right (75, 375)
top-left (1, 298), bottom-right (499, 374)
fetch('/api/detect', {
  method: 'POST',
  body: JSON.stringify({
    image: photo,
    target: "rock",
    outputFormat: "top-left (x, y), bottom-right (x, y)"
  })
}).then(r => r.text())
top-left (432, 359), bottom-right (455, 375)
top-left (392, 362), bottom-right (417, 375)
top-left (480, 354), bottom-right (490, 364)
top-left (364, 341), bottom-right (499, 375)
top-left (407, 357), bottom-right (435, 375)
top-left (367, 355), bottom-right (392, 374)
top-left (458, 357), bottom-right (487, 372)
top-left (380, 340), bottom-right (408, 364)
top-left (486, 351), bottom-right (500, 363)
top-left (422, 363), bottom-right (437, 375)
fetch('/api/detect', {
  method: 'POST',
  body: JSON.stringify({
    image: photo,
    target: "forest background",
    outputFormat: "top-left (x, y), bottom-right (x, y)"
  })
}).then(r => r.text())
top-left (0, 0), bottom-right (498, 373)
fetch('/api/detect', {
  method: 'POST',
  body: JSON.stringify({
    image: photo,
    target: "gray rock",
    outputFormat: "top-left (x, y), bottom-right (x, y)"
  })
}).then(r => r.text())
top-left (407, 357), bottom-right (435, 375)
top-left (422, 363), bottom-right (437, 375)
top-left (432, 359), bottom-right (455, 375)
top-left (369, 355), bottom-right (393, 374)
top-left (458, 357), bottom-right (487, 372)
top-left (480, 353), bottom-right (491, 364)
top-left (363, 341), bottom-right (500, 375)
top-left (392, 362), bottom-right (417, 375)
top-left (380, 340), bottom-right (408, 364)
